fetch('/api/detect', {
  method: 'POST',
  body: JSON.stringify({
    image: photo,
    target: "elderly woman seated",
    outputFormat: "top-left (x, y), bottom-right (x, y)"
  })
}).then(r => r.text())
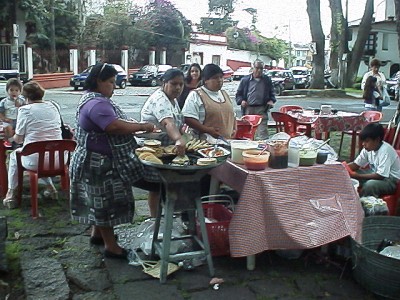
top-left (3, 81), bottom-right (62, 209)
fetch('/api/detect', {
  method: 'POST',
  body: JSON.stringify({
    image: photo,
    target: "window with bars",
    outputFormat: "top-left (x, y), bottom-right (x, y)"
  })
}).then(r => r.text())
top-left (364, 33), bottom-right (377, 56)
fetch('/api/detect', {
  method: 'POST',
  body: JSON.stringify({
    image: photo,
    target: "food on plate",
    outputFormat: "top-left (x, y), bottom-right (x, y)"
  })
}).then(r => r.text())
top-left (163, 145), bottom-right (176, 154)
top-left (197, 157), bottom-right (217, 166)
top-left (201, 147), bottom-right (226, 158)
top-left (140, 153), bottom-right (163, 164)
top-left (172, 154), bottom-right (189, 165)
top-left (143, 139), bottom-right (162, 147)
top-left (186, 139), bottom-right (211, 151)
top-left (138, 152), bottom-right (155, 160)
top-left (135, 146), bottom-right (156, 154)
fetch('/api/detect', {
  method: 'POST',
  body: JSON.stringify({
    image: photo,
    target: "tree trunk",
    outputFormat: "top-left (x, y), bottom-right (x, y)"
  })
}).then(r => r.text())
top-left (345, 0), bottom-right (374, 87)
top-left (328, 0), bottom-right (346, 88)
top-left (395, 0), bottom-right (400, 58)
top-left (307, 0), bottom-right (325, 89)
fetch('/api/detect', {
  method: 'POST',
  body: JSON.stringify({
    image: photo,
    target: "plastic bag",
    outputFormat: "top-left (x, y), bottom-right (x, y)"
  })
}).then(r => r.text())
top-left (359, 196), bottom-right (389, 216)
top-left (130, 217), bottom-right (190, 256)
top-left (379, 245), bottom-right (400, 260)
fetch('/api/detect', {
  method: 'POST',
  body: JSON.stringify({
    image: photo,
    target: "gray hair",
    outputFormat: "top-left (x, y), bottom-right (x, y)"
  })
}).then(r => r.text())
top-left (253, 60), bottom-right (264, 67)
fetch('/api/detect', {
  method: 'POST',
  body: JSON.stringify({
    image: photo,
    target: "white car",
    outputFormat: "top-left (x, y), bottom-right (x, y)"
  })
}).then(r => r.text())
top-left (290, 67), bottom-right (311, 89)
top-left (232, 67), bottom-right (252, 81)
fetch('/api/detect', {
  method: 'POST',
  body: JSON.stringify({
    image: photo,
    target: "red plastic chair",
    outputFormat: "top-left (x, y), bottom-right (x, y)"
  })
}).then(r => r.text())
top-left (234, 119), bottom-right (254, 140)
top-left (380, 150), bottom-right (400, 216)
top-left (271, 112), bottom-right (304, 138)
top-left (241, 115), bottom-right (263, 127)
top-left (338, 111), bottom-right (382, 161)
top-left (279, 105), bottom-right (303, 114)
top-left (16, 140), bottom-right (77, 219)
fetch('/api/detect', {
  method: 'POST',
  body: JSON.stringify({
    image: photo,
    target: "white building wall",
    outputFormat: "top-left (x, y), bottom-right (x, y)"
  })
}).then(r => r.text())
top-left (225, 48), bottom-right (272, 66)
top-left (188, 43), bottom-right (227, 65)
top-left (349, 22), bottom-right (399, 78)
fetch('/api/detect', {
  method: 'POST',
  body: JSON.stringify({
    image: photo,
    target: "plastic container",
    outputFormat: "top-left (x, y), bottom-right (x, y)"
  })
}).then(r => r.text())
top-left (230, 140), bottom-right (258, 164)
top-left (299, 148), bottom-right (317, 166)
top-left (316, 151), bottom-right (329, 164)
top-left (351, 216), bottom-right (400, 299)
top-left (320, 104), bottom-right (332, 115)
top-left (268, 140), bottom-right (288, 169)
top-left (288, 145), bottom-right (300, 167)
top-left (242, 149), bottom-right (270, 171)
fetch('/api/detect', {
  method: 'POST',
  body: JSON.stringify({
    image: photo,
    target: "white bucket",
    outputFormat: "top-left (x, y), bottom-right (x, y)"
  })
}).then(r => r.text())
top-left (230, 140), bottom-right (259, 164)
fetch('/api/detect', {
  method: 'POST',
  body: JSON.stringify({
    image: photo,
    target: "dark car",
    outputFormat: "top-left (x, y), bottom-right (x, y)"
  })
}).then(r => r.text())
top-left (129, 64), bottom-right (172, 87)
top-left (70, 64), bottom-right (127, 90)
top-left (387, 73), bottom-right (399, 100)
top-left (266, 69), bottom-right (296, 91)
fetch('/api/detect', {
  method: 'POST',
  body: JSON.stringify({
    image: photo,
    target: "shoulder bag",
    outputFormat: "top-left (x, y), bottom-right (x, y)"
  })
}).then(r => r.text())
top-left (50, 101), bottom-right (74, 139)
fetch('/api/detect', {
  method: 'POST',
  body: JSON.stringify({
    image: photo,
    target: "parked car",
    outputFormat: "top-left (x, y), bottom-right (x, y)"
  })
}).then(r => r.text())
top-left (179, 64), bottom-right (190, 77)
top-left (266, 69), bottom-right (296, 91)
top-left (70, 64), bottom-right (127, 90)
top-left (387, 73), bottom-right (399, 100)
top-left (129, 64), bottom-right (172, 87)
top-left (0, 80), bottom-right (6, 100)
top-left (290, 67), bottom-right (311, 89)
top-left (220, 66), bottom-right (234, 82)
top-left (232, 67), bottom-right (252, 81)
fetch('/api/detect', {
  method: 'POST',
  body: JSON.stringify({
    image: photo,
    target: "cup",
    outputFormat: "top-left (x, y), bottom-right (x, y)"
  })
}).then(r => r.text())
top-left (288, 145), bottom-right (300, 167)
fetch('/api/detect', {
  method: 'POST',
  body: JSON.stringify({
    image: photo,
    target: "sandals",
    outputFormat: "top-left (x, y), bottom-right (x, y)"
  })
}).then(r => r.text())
top-left (104, 248), bottom-right (129, 260)
top-left (90, 234), bottom-right (118, 246)
top-left (3, 198), bottom-right (18, 209)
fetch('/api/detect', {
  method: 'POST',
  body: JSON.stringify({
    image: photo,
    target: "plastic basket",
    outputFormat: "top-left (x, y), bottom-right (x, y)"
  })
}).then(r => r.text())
top-left (351, 216), bottom-right (400, 299)
top-left (196, 195), bottom-right (234, 256)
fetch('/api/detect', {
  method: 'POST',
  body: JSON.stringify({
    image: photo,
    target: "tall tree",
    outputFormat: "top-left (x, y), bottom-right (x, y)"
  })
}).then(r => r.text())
top-left (199, 0), bottom-right (237, 34)
top-left (307, 0), bottom-right (325, 89)
top-left (395, 0), bottom-right (400, 57)
top-left (328, 0), bottom-right (347, 87)
top-left (345, 0), bottom-right (374, 86)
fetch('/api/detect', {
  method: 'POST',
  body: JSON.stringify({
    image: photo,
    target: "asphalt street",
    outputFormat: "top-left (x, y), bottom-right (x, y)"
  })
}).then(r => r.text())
top-left (44, 81), bottom-right (398, 126)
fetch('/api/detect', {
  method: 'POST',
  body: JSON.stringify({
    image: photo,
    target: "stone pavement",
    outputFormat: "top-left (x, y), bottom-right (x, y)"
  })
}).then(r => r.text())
top-left (0, 187), bottom-right (378, 300)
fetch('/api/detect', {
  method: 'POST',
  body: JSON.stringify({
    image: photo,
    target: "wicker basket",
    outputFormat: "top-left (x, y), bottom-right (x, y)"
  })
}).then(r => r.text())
top-left (351, 216), bottom-right (400, 299)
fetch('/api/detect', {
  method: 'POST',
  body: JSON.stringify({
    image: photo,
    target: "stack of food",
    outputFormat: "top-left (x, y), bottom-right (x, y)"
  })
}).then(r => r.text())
top-left (143, 140), bottom-right (164, 157)
top-left (136, 146), bottom-right (163, 164)
top-left (185, 139), bottom-right (211, 151)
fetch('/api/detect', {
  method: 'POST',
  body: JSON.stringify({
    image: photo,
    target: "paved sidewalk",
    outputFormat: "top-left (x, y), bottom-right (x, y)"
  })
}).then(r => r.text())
top-left (0, 187), bottom-right (378, 300)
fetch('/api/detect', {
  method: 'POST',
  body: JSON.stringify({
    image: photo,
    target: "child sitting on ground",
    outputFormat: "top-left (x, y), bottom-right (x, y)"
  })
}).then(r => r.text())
top-left (0, 78), bottom-right (25, 147)
top-left (344, 123), bottom-right (400, 197)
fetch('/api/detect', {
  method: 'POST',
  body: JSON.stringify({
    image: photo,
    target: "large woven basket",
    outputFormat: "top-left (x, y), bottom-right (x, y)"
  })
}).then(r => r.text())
top-left (351, 216), bottom-right (400, 299)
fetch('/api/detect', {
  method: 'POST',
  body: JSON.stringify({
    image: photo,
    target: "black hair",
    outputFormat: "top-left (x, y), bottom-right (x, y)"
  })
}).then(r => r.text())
top-left (202, 64), bottom-right (223, 81)
top-left (162, 68), bottom-right (184, 83)
top-left (362, 76), bottom-right (377, 100)
top-left (359, 123), bottom-right (385, 142)
top-left (84, 63), bottom-right (118, 90)
top-left (6, 78), bottom-right (23, 91)
top-left (185, 63), bottom-right (202, 84)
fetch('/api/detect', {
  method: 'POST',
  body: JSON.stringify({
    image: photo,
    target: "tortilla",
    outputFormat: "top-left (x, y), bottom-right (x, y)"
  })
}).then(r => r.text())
top-left (197, 157), bottom-right (217, 166)
top-left (142, 153), bottom-right (163, 165)
top-left (138, 152), bottom-right (154, 160)
top-left (163, 145), bottom-right (176, 154)
top-left (144, 139), bottom-right (162, 147)
top-left (172, 155), bottom-right (189, 165)
top-left (136, 146), bottom-right (156, 153)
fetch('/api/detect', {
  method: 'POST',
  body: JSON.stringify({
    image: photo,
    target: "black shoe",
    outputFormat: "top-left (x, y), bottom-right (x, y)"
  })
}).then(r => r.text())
top-left (89, 234), bottom-right (118, 246)
top-left (104, 248), bottom-right (129, 260)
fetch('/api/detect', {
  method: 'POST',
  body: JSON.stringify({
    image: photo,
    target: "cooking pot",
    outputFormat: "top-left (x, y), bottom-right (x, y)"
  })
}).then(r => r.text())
top-left (230, 140), bottom-right (259, 164)
top-left (299, 148), bottom-right (317, 166)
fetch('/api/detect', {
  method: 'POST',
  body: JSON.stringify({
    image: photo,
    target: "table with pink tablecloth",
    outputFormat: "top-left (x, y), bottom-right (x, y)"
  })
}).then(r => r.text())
top-left (209, 160), bottom-right (364, 258)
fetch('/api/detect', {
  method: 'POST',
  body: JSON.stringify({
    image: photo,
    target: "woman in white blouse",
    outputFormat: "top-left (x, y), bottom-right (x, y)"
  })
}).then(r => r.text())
top-left (3, 81), bottom-right (62, 209)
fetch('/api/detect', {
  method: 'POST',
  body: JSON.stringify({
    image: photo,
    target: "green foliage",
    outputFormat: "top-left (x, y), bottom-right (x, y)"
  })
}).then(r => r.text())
top-left (225, 27), bottom-right (287, 61)
top-left (352, 83), bottom-right (362, 90)
top-left (132, 0), bottom-right (191, 51)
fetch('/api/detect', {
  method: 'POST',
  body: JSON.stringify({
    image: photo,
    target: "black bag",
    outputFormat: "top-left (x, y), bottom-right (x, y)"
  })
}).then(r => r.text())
top-left (50, 101), bottom-right (74, 139)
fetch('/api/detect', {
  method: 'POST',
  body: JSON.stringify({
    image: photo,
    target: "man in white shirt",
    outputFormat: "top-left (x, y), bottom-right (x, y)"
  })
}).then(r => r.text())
top-left (346, 123), bottom-right (400, 197)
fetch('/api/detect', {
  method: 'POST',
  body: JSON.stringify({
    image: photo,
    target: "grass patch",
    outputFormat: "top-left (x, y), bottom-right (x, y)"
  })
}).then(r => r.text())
top-left (5, 241), bottom-right (22, 275)
top-left (344, 87), bottom-right (362, 95)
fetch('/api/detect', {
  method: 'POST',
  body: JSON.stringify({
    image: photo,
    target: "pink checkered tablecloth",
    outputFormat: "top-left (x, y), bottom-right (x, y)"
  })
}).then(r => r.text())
top-left (209, 161), bottom-right (364, 257)
top-left (313, 113), bottom-right (367, 136)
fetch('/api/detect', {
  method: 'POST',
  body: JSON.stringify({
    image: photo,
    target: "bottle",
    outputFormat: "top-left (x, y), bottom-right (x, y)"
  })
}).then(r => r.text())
top-left (288, 145), bottom-right (300, 168)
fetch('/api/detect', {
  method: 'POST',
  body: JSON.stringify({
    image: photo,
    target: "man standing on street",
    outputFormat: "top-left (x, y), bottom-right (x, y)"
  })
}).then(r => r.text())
top-left (235, 59), bottom-right (276, 140)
